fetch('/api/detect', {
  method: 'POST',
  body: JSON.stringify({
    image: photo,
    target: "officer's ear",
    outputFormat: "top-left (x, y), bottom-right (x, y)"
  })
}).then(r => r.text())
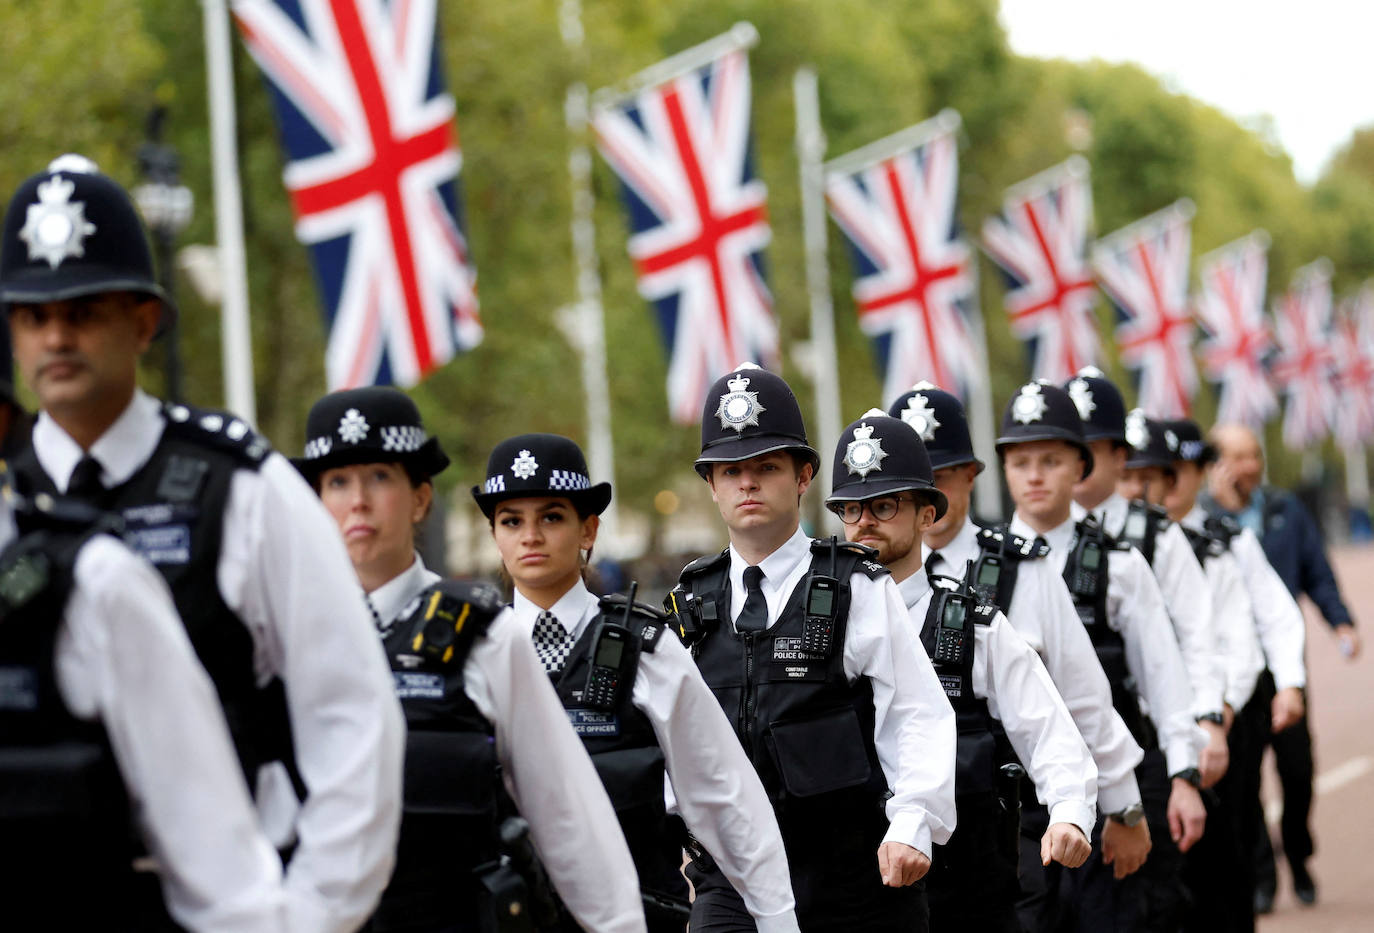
top-left (914, 498), bottom-right (938, 533)
top-left (130, 297), bottom-right (161, 351)
top-left (794, 459), bottom-right (814, 497)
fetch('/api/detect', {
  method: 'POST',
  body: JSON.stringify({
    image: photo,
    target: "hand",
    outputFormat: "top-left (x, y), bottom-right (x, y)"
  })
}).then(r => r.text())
top-left (1222, 703), bottom-right (1235, 733)
top-left (1041, 823), bottom-right (1091, 869)
top-left (1198, 720), bottom-right (1230, 788)
top-left (1336, 624), bottom-right (1361, 660)
top-left (1207, 461), bottom-right (1245, 511)
top-left (1100, 817), bottom-right (1151, 879)
top-left (1167, 780), bottom-right (1207, 853)
top-left (1272, 686), bottom-right (1306, 732)
top-left (877, 841), bottom-right (930, 887)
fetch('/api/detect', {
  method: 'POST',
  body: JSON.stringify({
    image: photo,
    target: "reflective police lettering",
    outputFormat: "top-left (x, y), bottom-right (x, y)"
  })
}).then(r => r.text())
top-left (773, 636), bottom-right (806, 661)
top-left (393, 671), bottom-right (445, 700)
top-left (566, 708), bottom-right (620, 737)
top-left (0, 666), bottom-right (38, 710)
top-left (938, 673), bottom-right (963, 699)
top-left (125, 524), bottom-right (191, 565)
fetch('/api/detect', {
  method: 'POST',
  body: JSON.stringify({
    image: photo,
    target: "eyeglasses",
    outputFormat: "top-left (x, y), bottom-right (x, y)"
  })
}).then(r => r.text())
top-left (828, 495), bottom-right (914, 525)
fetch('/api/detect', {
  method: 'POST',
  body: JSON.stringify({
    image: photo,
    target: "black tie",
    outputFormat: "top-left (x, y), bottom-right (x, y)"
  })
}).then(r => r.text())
top-left (67, 455), bottom-right (105, 500)
top-left (925, 550), bottom-right (943, 577)
top-left (737, 565), bottom-right (768, 633)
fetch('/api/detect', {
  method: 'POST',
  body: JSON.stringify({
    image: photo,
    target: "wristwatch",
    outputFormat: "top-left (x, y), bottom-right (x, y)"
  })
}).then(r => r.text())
top-left (1107, 802), bottom-right (1146, 826)
top-left (1197, 712), bottom-right (1224, 726)
top-left (1171, 767), bottom-right (1202, 788)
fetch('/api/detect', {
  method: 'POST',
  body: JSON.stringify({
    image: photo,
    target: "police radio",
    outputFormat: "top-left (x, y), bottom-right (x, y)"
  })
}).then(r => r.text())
top-left (970, 550), bottom-right (1004, 606)
top-left (1066, 523), bottom-right (1108, 604)
top-left (929, 579), bottom-right (972, 666)
top-left (1122, 497), bottom-right (1168, 565)
top-left (583, 583), bottom-right (637, 711)
top-left (801, 541), bottom-right (847, 657)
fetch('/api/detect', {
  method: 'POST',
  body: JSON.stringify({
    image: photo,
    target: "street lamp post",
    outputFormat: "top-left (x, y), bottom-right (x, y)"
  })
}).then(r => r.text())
top-left (133, 107), bottom-right (194, 403)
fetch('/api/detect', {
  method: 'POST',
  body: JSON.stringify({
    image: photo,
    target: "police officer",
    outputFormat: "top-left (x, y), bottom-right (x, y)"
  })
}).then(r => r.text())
top-left (0, 486), bottom-right (288, 930)
top-left (296, 389), bottom-right (647, 933)
top-left (824, 409), bottom-right (1096, 932)
top-left (997, 379), bottom-right (1205, 932)
top-left (671, 364), bottom-right (956, 932)
top-left (0, 156), bottom-right (404, 931)
top-left (889, 383), bottom-right (1150, 930)
top-left (476, 431), bottom-right (798, 933)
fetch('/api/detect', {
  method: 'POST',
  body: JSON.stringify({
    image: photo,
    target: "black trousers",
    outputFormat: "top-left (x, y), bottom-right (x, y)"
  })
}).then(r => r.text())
top-left (1251, 672), bottom-right (1315, 892)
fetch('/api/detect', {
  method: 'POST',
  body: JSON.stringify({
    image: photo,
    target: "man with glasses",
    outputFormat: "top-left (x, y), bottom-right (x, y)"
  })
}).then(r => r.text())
top-left (673, 364), bottom-right (955, 933)
top-left (826, 409), bottom-right (1098, 933)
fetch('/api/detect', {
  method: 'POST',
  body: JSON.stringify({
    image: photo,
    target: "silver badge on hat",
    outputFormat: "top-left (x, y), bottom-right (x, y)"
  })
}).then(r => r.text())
top-left (511, 449), bottom-right (539, 480)
top-left (338, 408), bottom-right (370, 444)
top-left (1011, 383), bottom-right (1049, 424)
top-left (18, 175), bottom-right (97, 270)
top-left (1165, 429), bottom-right (1179, 453)
top-left (844, 422), bottom-right (888, 477)
top-left (1067, 378), bottom-right (1096, 421)
top-left (900, 394), bottom-right (941, 442)
top-left (716, 372), bottom-right (766, 432)
top-left (1125, 410), bottom-right (1149, 451)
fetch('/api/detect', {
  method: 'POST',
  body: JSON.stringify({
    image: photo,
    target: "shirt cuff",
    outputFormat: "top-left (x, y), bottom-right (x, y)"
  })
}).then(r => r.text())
top-left (1164, 737), bottom-right (1201, 777)
top-left (1048, 800), bottom-right (1097, 839)
top-left (754, 910), bottom-right (802, 933)
top-left (1097, 771), bottom-right (1142, 815)
top-left (1270, 662), bottom-right (1307, 692)
top-left (881, 811), bottom-right (933, 858)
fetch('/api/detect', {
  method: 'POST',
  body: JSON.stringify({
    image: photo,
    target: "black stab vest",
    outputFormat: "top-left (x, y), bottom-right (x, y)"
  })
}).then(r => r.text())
top-left (550, 597), bottom-right (688, 909)
top-left (10, 405), bottom-right (298, 795)
top-left (0, 504), bottom-right (137, 922)
top-left (372, 580), bottom-right (504, 932)
top-left (968, 523), bottom-right (1052, 616)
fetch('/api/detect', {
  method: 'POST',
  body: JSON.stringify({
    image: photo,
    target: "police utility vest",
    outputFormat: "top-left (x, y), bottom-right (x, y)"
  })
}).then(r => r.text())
top-left (549, 595), bottom-right (689, 912)
top-left (10, 404), bottom-right (298, 794)
top-left (0, 497), bottom-right (137, 920)
top-left (1181, 515), bottom-right (1240, 568)
top-left (677, 538), bottom-right (890, 816)
top-left (375, 580), bottom-right (509, 932)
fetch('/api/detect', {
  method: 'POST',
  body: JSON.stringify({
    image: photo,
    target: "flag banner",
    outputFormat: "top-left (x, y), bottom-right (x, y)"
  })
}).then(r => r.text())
top-left (1194, 231), bottom-right (1276, 429)
top-left (233, 0), bottom-right (480, 390)
top-left (591, 24), bottom-right (777, 425)
top-left (981, 156), bottom-right (1100, 384)
top-left (1093, 199), bottom-right (1197, 418)
top-left (1271, 259), bottom-right (1336, 451)
top-left (824, 110), bottom-right (979, 406)
top-left (1333, 285), bottom-right (1374, 448)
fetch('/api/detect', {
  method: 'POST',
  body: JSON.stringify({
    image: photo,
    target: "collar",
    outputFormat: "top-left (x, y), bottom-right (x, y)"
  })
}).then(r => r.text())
top-left (32, 389), bottom-right (164, 492)
top-left (1181, 505), bottom-right (1208, 532)
top-left (1012, 510), bottom-right (1076, 556)
top-left (922, 516), bottom-right (980, 575)
top-left (513, 578), bottom-right (597, 638)
top-left (367, 554), bottom-right (440, 626)
top-left (727, 524), bottom-right (811, 596)
top-left (896, 567), bottom-right (932, 612)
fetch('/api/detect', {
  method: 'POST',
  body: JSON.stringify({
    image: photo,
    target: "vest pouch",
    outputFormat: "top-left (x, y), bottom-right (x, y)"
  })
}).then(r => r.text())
top-left (589, 745), bottom-right (668, 817)
top-left (402, 729), bottom-right (499, 816)
top-left (765, 706), bottom-right (872, 799)
top-left (953, 729), bottom-right (997, 797)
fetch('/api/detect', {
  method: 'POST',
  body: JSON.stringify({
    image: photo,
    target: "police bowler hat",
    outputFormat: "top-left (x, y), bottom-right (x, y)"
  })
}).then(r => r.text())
top-left (1163, 419), bottom-right (1218, 465)
top-left (887, 381), bottom-right (984, 474)
top-left (1122, 410), bottom-right (1178, 474)
top-left (472, 433), bottom-right (612, 519)
top-left (694, 363), bottom-right (820, 480)
top-left (1063, 367), bottom-right (1126, 444)
top-left (827, 410), bottom-right (948, 520)
top-left (995, 380), bottom-right (1095, 480)
top-left (0, 155), bottom-right (175, 334)
top-left (293, 386), bottom-right (449, 484)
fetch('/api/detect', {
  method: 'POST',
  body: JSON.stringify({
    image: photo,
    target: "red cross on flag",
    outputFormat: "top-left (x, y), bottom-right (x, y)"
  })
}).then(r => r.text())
top-left (1333, 285), bottom-right (1374, 448)
top-left (1271, 259), bottom-right (1337, 451)
top-left (1194, 231), bottom-right (1277, 430)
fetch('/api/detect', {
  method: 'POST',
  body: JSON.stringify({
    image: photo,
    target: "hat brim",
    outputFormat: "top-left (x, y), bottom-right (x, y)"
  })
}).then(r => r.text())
top-left (825, 477), bottom-right (949, 522)
top-left (1, 264), bottom-right (177, 336)
top-left (470, 481), bottom-right (613, 519)
top-left (292, 436), bottom-right (450, 485)
top-left (694, 435), bottom-right (821, 479)
top-left (1124, 452), bottom-right (1177, 473)
top-left (995, 431), bottom-right (1095, 481)
top-left (927, 451), bottom-right (985, 475)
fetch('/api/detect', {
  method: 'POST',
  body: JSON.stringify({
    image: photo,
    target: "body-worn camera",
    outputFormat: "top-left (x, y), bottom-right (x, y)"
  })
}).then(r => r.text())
top-left (410, 589), bottom-right (473, 665)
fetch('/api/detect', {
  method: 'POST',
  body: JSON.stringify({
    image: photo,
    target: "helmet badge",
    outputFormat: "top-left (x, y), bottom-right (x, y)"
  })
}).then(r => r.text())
top-left (901, 393), bottom-right (941, 442)
top-left (844, 422), bottom-right (888, 477)
top-left (1125, 410), bottom-right (1149, 451)
top-left (1011, 383), bottom-right (1049, 424)
top-left (18, 175), bottom-right (97, 269)
top-left (716, 372), bottom-right (766, 432)
top-left (338, 408), bottom-right (370, 444)
top-left (511, 449), bottom-right (539, 480)
top-left (1067, 378), bottom-right (1096, 421)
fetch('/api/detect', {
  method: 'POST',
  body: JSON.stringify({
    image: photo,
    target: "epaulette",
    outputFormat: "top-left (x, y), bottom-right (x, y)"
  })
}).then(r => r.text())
top-left (162, 403), bottom-right (272, 466)
top-left (679, 547), bottom-right (730, 579)
top-left (596, 594), bottom-right (670, 653)
top-left (972, 603), bottom-right (998, 624)
top-left (811, 537), bottom-right (889, 579)
top-left (1203, 514), bottom-right (1241, 547)
top-left (975, 525), bottom-right (1051, 560)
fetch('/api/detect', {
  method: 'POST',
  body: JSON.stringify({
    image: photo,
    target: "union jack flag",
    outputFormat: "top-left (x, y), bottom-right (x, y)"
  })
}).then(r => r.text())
top-left (233, 0), bottom-right (480, 390)
top-left (1271, 260), bottom-right (1336, 450)
top-left (1093, 200), bottom-right (1197, 418)
top-left (592, 36), bottom-right (777, 424)
top-left (824, 111), bottom-right (979, 405)
top-left (981, 157), bottom-right (1100, 384)
top-left (1332, 285), bottom-right (1374, 447)
top-left (1193, 232), bottom-right (1277, 429)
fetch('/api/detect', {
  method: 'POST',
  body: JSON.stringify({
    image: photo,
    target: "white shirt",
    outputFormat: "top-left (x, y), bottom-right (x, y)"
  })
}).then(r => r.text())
top-left (1014, 512), bottom-right (1204, 777)
top-left (1182, 537), bottom-right (1265, 711)
top-left (512, 580), bottom-right (800, 933)
top-left (32, 526), bottom-right (289, 932)
top-left (370, 559), bottom-right (649, 933)
top-left (715, 526), bottom-right (958, 857)
top-left (924, 519), bottom-right (1144, 813)
top-left (896, 570), bottom-right (1098, 838)
top-left (1185, 507), bottom-right (1307, 691)
top-left (1092, 495), bottom-right (1226, 718)
top-left (31, 391), bottom-right (405, 933)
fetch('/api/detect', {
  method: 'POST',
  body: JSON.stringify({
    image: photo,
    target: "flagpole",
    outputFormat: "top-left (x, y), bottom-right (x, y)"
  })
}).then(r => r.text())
top-left (793, 67), bottom-right (842, 530)
top-left (967, 235), bottom-right (1002, 518)
top-left (202, 0), bottom-right (257, 425)
top-left (560, 0), bottom-right (621, 556)
top-left (592, 22), bottom-right (759, 112)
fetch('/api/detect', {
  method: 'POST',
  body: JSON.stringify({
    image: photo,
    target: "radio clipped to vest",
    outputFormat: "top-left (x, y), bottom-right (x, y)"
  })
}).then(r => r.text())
top-left (928, 575), bottom-right (974, 667)
top-left (1065, 520), bottom-right (1109, 609)
top-left (799, 538), bottom-right (851, 659)
top-left (583, 583), bottom-right (639, 712)
top-left (1121, 498), bottom-right (1169, 565)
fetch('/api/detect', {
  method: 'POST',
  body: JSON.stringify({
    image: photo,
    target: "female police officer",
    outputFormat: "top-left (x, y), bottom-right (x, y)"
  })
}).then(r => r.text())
top-left (474, 432), bottom-right (799, 933)
top-left (296, 388), bottom-right (645, 933)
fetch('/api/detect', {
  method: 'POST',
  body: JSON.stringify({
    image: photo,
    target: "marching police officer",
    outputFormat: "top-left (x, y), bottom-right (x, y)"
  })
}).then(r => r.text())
top-left (0, 485), bottom-right (289, 929)
top-left (825, 409), bottom-right (1096, 932)
top-left (997, 379), bottom-right (1205, 932)
top-left (671, 364), bottom-right (957, 932)
top-left (0, 156), bottom-right (405, 931)
top-left (889, 383), bottom-right (1150, 929)
top-left (296, 389), bottom-right (647, 933)
top-left (476, 431), bottom-right (799, 933)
